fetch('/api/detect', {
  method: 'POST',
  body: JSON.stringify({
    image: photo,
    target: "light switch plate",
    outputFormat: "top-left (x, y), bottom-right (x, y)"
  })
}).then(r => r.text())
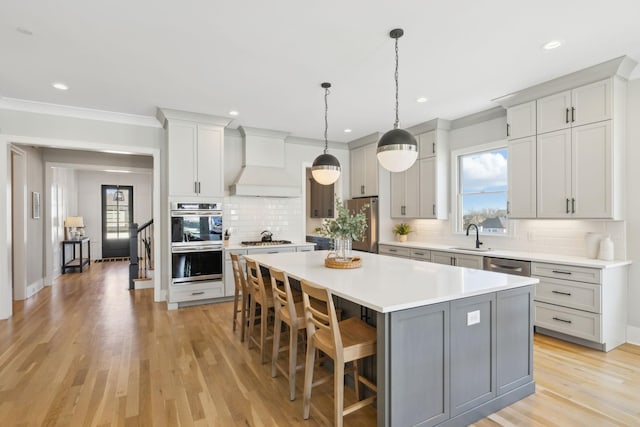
top-left (467, 310), bottom-right (480, 326)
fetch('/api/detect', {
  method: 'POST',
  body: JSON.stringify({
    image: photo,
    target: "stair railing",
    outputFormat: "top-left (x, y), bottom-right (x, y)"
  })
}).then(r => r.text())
top-left (129, 219), bottom-right (154, 290)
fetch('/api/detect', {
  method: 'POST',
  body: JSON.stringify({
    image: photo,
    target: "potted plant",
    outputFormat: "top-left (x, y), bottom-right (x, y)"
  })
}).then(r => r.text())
top-left (393, 223), bottom-right (412, 242)
top-left (318, 198), bottom-right (368, 261)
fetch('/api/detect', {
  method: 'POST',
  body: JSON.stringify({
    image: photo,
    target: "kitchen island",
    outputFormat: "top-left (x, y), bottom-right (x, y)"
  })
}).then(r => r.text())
top-left (245, 250), bottom-right (539, 426)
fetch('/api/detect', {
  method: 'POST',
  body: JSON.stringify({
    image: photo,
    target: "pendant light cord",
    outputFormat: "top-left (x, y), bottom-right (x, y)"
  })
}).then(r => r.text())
top-left (394, 36), bottom-right (399, 130)
top-left (324, 86), bottom-right (330, 154)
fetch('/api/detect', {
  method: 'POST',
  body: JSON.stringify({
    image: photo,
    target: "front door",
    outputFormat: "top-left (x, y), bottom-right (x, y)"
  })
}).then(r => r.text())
top-left (101, 185), bottom-right (133, 258)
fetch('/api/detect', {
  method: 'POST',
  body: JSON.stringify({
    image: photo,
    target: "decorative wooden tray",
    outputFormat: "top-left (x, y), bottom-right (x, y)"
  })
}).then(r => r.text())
top-left (324, 255), bottom-right (362, 269)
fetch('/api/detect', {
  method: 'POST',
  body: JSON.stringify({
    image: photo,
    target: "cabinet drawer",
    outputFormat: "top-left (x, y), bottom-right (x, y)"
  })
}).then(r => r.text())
top-left (296, 245), bottom-right (315, 252)
top-left (535, 278), bottom-right (601, 313)
top-left (532, 262), bottom-right (601, 284)
top-left (247, 247), bottom-right (296, 255)
top-left (535, 302), bottom-right (601, 343)
top-left (378, 245), bottom-right (410, 258)
top-left (170, 281), bottom-right (224, 303)
top-left (410, 248), bottom-right (431, 261)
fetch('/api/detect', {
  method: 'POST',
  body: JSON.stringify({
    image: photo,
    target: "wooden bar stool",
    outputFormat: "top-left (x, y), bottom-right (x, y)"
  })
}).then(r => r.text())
top-left (300, 279), bottom-right (377, 427)
top-left (230, 253), bottom-right (249, 342)
top-left (269, 267), bottom-right (306, 401)
top-left (246, 258), bottom-right (275, 364)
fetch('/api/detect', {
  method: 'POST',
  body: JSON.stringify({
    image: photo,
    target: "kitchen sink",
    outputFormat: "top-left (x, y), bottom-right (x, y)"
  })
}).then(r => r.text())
top-left (449, 247), bottom-right (492, 252)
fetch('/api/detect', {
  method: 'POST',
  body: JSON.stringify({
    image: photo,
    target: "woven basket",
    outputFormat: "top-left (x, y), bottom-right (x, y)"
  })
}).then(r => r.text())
top-left (324, 254), bottom-right (362, 269)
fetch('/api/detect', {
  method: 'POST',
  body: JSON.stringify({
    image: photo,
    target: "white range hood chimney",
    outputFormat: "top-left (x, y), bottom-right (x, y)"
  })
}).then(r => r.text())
top-left (229, 126), bottom-right (301, 197)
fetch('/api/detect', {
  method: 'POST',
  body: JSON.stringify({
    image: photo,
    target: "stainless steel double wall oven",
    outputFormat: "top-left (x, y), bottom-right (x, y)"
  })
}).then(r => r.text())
top-left (171, 202), bottom-right (223, 285)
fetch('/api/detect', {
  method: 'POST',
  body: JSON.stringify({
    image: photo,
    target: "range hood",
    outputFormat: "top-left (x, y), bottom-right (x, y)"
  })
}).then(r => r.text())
top-left (229, 126), bottom-right (301, 197)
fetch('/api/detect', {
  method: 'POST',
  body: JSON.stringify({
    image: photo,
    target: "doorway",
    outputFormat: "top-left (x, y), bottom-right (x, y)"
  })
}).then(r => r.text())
top-left (101, 185), bottom-right (133, 258)
top-left (10, 147), bottom-right (27, 300)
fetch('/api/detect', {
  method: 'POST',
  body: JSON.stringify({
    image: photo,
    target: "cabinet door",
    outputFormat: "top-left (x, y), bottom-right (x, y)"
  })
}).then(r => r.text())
top-left (418, 131), bottom-right (436, 159)
top-left (507, 101), bottom-right (536, 140)
top-left (508, 136), bottom-right (536, 218)
top-left (450, 293), bottom-right (496, 416)
top-left (363, 143), bottom-right (379, 196)
top-left (350, 146), bottom-right (365, 198)
top-left (196, 125), bottom-right (224, 198)
top-left (419, 157), bottom-right (437, 218)
top-left (389, 302), bottom-right (450, 427)
top-left (571, 79), bottom-right (611, 127)
top-left (168, 121), bottom-right (198, 197)
top-left (431, 251), bottom-right (453, 265)
top-left (455, 254), bottom-right (484, 270)
top-left (537, 90), bottom-right (571, 134)
top-left (571, 121), bottom-right (612, 218)
top-left (537, 129), bottom-right (572, 218)
top-left (224, 259), bottom-right (234, 297)
top-left (390, 171), bottom-right (404, 218)
top-left (404, 161), bottom-right (420, 217)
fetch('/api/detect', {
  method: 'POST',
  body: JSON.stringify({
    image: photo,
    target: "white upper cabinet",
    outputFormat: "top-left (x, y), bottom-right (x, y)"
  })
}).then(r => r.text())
top-left (537, 129), bottom-right (572, 218)
top-left (168, 120), bottom-right (224, 198)
top-left (418, 131), bottom-right (436, 158)
top-left (507, 135), bottom-right (537, 218)
top-left (537, 79), bottom-right (612, 134)
top-left (350, 143), bottom-right (378, 198)
top-left (507, 101), bottom-right (536, 140)
top-left (390, 161), bottom-right (419, 218)
top-left (419, 157), bottom-right (437, 218)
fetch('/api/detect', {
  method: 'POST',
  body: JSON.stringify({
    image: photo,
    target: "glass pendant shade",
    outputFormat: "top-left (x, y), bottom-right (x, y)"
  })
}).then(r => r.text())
top-left (376, 128), bottom-right (418, 172)
top-left (312, 153), bottom-right (341, 185)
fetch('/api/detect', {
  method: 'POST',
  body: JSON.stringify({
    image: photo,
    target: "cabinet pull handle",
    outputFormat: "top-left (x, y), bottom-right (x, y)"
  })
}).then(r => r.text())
top-left (432, 204), bottom-right (436, 215)
top-left (194, 182), bottom-right (198, 193)
top-left (507, 201), bottom-right (510, 214)
top-left (551, 269), bottom-right (572, 275)
top-left (432, 142), bottom-right (435, 154)
top-left (414, 252), bottom-right (424, 256)
top-left (328, 209), bottom-right (332, 217)
top-left (361, 185), bottom-right (364, 195)
top-left (552, 290), bottom-right (572, 296)
top-left (267, 251), bottom-right (278, 254)
top-left (451, 257), bottom-right (456, 266)
top-left (192, 291), bottom-right (205, 296)
top-left (566, 198), bottom-right (570, 214)
top-left (506, 123), bottom-right (510, 137)
top-left (571, 198), bottom-right (575, 214)
top-left (571, 106), bottom-right (576, 123)
top-left (389, 248), bottom-right (397, 252)
top-left (552, 316), bottom-right (572, 324)
top-left (565, 108), bottom-right (569, 124)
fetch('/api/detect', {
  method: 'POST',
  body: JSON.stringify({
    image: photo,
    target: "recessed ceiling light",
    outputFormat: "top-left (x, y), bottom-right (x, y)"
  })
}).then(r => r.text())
top-left (416, 97), bottom-right (428, 103)
top-left (542, 40), bottom-right (563, 50)
top-left (16, 27), bottom-right (33, 36)
top-left (52, 82), bottom-right (69, 91)
top-left (344, 129), bottom-right (352, 133)
top-left (229, 110), bottom-right (239, 116)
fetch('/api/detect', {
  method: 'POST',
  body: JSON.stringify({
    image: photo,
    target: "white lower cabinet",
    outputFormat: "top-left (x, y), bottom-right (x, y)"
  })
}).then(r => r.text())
top-left (378, 244), bottom-right (411, 258)
top-left (169, 281), bottom-right (225, 304)
top-left (224, 249), bottom-right (248, 297)
top-left (532, 261), bottom-right (628, 351)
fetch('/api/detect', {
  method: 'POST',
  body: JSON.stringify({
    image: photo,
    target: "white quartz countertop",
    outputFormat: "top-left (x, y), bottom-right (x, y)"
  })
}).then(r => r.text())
top-left (244, 250), bottom-right (538, 313)
top-left (379, 241), bottom-right (631, 269)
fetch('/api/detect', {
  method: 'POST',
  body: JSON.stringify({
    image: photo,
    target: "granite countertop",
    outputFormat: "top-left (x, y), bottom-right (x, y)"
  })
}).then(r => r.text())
top-left (378, 241), bottom-right (631, 269)
top-left (245, 250), bottom-right (538, 313)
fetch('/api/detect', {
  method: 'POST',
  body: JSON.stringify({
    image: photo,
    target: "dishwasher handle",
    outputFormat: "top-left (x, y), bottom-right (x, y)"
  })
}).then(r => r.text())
top-left (483, 257), bottom-right (531, 277)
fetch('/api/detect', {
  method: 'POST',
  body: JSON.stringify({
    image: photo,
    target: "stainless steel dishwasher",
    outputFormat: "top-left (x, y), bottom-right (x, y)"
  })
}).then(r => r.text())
top-left (483, 256), bottom-right (531, 276)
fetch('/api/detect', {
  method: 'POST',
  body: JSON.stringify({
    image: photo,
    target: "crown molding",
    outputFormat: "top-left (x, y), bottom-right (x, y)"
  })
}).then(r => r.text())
top-left (0, 97), bottom-right (162, 128)
top-left (450, 107), bottom-right (506, 130)
top-left (348, 132), bottom-right (382, 150)
top-left (156, 107), bottom-right (232, 128)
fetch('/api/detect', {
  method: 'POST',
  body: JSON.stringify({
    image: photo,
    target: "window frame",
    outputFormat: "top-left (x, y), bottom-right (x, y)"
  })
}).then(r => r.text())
top-left (450, 139), bottom-right (512, 236)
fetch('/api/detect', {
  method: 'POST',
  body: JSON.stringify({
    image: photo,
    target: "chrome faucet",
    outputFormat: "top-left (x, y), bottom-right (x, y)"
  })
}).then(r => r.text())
top-left (466, 223), bottom-right (483, 249)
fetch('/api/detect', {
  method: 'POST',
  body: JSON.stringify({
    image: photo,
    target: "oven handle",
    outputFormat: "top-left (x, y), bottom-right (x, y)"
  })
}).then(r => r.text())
top-left (171, 245), bottom-right (223, 253)
top-left (171, 210), bottom-right (223, 217)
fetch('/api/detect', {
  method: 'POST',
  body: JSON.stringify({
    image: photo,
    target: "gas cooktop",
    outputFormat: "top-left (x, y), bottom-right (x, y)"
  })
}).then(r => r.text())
top-left (240, 240), bottom-right (292, 247)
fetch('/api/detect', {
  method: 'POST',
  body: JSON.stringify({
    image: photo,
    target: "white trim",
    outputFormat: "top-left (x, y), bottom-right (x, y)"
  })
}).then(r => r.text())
top-left (450, 139), bottom-right (510, 235)
top-left (0, 97), bottom-right (162, 128)
top-left (0, 136), bottom-right (12, 319)
top-left (26, 278), bottom-right (44, 298)
top-left (627, 325), bottom-right (640, 346)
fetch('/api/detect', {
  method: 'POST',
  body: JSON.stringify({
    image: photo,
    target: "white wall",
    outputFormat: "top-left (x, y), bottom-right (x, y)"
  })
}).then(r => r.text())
top-left (76, 170), bottom-right (153, 260)
top-left (48, 167), bottom-right (78, 278)
top-left (22, 146), bottom-right (45, 291)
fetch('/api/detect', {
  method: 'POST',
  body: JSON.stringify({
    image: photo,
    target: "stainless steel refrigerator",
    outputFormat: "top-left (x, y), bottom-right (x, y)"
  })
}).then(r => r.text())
top-left (346, 197), bottom-right (378, 253)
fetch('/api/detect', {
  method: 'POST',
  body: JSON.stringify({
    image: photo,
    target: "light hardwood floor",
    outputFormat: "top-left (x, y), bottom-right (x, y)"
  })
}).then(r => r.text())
top-left (0, 262), bottom-right (638, 426)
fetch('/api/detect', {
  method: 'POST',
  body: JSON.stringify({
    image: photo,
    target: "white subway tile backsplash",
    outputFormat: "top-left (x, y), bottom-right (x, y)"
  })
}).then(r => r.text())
top-left (223, 196), bottom-right (303, 243)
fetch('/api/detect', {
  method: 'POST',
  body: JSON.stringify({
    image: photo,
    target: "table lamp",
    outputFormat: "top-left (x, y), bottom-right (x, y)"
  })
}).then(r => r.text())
top-left (65, 216), bottom-right (84, 240)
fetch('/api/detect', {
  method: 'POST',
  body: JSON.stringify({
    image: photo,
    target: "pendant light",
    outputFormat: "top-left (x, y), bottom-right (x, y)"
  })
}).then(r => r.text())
top-left (377, 28), bottom-right (418, 173)
top-left (311, 82), bottom-right (341, 185)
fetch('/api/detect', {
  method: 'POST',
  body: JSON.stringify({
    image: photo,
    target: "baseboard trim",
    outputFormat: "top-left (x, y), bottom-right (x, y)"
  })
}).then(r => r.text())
top-left (26, 278), bottom-right (44, 298)
top-left (627, 325), bottom-right (640, 345)
top-left (134, 279), bottom-right (154, 290)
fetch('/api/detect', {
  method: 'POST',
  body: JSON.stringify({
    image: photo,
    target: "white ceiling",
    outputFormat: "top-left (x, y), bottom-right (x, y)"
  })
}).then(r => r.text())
top-left (1, 0), bottom-right (639, 142)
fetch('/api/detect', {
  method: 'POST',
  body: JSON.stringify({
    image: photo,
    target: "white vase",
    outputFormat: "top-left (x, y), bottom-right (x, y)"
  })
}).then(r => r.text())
top-left (598, 236), bottom-right (614, 261)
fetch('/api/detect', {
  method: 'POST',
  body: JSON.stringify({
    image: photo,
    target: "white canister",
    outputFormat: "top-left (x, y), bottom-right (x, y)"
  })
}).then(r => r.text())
top-left (598, 235), bottom-right (614, 261)
top-left (585, 232), bottom-right (603, 259)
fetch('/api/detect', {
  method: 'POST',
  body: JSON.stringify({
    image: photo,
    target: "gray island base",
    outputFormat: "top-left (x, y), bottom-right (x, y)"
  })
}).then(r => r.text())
top-left (244, 251), bottom-right (537, 426)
